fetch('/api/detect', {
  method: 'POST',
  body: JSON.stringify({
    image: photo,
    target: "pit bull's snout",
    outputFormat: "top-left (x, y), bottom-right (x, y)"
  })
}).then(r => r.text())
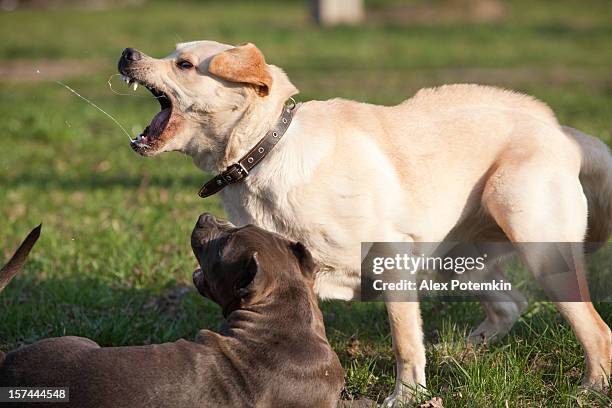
top-left (197, 213), bottom-right (234, 229)
top-left (192, 213), bottom-right (234, 250)
top-left (197, 213), bottom-right (216, 228)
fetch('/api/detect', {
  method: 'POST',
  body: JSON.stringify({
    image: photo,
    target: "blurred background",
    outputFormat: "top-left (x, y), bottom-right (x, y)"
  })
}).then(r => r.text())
top-left (1, 1), bottom-right (611, 406)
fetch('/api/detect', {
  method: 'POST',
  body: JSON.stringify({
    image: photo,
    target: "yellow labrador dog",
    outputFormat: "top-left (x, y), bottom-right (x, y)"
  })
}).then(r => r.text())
top-left (118, 41), bottom-right (612, 405)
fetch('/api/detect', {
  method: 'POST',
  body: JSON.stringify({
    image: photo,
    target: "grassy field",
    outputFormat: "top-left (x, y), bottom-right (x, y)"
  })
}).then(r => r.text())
top-left (1, 0), bottom-right (611, 406)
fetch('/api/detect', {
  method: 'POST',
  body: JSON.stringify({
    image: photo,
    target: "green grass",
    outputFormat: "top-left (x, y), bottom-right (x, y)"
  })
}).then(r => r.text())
top-left (1, 1), bottom-right (611, 406)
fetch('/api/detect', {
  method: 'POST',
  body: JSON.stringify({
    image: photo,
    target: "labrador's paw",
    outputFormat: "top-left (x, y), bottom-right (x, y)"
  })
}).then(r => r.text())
top-left (382, 388), bottom-right (419, 407)
top-left (467, 300), bottom-right (527, 344)
top-left (381, 393), bottom-right (403, 407)
top-left (580, 373), bottom-right (610, 393)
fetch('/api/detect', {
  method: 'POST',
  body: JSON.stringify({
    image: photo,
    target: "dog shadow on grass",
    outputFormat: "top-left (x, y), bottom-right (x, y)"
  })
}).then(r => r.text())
top-left (0, 273), bottom-right (223, 351)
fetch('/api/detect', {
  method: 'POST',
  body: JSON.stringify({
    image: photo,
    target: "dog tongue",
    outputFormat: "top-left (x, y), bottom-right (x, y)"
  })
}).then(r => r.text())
top-left (148, 108), bottom-right (171, 136)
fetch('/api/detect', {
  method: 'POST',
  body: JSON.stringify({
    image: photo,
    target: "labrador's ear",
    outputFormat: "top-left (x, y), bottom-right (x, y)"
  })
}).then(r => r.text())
top-left (235, 252), bottom-right (261, 299)
top-left (289, 241), bottom-right (316, 280)
top-left (208, 43), bottom-right (272, 97)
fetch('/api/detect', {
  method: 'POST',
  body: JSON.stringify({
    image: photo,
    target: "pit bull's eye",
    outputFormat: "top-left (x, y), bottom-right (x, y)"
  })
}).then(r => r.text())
top-left (177, 60), bottom-right (194, 70)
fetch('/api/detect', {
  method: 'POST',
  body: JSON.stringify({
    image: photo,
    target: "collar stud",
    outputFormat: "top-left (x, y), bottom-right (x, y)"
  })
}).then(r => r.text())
top-left (198, 100), bottom-right (297, 199)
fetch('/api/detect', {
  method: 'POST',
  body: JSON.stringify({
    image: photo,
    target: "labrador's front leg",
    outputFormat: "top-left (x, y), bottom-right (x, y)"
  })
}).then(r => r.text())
top-left (383, 301), bottom-right (427, 407)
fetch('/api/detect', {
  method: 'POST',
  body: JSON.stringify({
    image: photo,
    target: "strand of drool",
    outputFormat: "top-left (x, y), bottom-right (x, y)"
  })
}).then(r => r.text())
top-left (55, 79), bottom-right (134, 142)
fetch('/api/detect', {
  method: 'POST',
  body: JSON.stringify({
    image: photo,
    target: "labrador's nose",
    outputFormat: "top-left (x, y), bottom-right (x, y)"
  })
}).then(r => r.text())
top-left (122, 47), bottom-right (142, 62)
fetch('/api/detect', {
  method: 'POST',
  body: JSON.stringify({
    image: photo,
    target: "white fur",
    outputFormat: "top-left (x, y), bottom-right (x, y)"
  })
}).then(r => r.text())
top-left (135, 41), bottom-right (612, 405)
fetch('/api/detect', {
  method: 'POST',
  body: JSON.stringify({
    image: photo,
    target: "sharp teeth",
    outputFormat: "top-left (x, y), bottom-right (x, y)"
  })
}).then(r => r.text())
top-left (132, 82), bottom-right (138, 91)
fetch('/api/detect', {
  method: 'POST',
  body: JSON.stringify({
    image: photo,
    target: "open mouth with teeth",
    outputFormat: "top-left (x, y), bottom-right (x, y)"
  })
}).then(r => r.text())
top-left (120, 74), bottom-right (177, 155)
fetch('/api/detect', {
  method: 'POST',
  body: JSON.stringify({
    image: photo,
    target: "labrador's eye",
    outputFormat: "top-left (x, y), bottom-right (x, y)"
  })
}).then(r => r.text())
top-left (177, 60), bottom-right (194, 70)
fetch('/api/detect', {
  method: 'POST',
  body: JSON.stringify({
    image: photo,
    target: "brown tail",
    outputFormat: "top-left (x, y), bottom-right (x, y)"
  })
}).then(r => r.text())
top-left (563, 126), bottom-right (612, 252)
top-left (0, 225), bottom-right (41, 293)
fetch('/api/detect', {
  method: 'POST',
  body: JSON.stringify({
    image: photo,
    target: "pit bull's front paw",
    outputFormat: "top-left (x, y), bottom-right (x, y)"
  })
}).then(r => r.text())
top-left (194, 329), bottom-right (209, 344)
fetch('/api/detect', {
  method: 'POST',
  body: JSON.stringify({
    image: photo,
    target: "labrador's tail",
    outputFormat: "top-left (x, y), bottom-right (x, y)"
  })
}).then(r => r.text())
top-left (563, 126), bottom-right (612, 252)
top-left (0, 225), bottom-right (41, 293)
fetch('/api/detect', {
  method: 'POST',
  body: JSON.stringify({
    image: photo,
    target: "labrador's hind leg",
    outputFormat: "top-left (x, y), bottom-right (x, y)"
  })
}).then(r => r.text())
top-left (484, 165), bottom-right (611, 390)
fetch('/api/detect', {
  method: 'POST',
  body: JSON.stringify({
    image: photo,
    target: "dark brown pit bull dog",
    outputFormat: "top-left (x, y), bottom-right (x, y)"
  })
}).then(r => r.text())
top-left (0, 216), bottom-right (344, 408)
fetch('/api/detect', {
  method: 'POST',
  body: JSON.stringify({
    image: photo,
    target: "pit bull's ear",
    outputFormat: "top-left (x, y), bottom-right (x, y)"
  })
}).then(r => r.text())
top-left (236, 252), bottom-right (261, 299)
top-left (290, 242), bottom-right (316, 279)
top-left (0, 224), bottom-right (41, 292)
top-left (208, 43), bottom-right (272, 97)
top-left (193, 268), bottom-right (212, 300)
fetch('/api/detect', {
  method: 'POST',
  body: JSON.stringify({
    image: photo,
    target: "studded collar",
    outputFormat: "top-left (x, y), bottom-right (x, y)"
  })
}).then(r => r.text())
top-left (198, 101), bottom-right (297, 199)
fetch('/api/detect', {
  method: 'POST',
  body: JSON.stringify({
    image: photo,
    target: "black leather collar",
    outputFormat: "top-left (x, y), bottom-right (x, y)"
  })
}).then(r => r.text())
top-left (198, 101), bottom-right (297, 198)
